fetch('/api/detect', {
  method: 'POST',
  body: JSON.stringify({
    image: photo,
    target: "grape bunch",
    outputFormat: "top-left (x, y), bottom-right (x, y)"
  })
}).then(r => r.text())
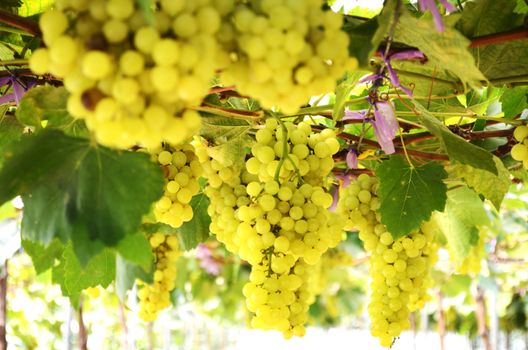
top-left (239, 119), bottom-right (345, 337)
top-left (511, 125), bottom-right (528, 169)
top-left (137, 233), bottom-right (181, 322)
top-left (217, 0), bottom-right (358, 114)
top-left (337, 174), bottom-right (438, 347)
top-left (198, 120), bottom-right (345, 337)
top-left (149, 143), bottom-right (202, 228)
top-left (30, 0), bottom-right (231, 149)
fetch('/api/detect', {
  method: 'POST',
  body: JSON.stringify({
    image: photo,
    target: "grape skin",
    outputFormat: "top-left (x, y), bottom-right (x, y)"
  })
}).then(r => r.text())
top-left (511, 125), bottom-right (528, 170)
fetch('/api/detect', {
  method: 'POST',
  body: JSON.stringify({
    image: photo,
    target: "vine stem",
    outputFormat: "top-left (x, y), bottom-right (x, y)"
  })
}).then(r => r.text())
top-left (469, 28), bottom-right (528, 48)
top-left (0, 9), bottom-right (40, 37)
top-left (396, 111), bottom-right (524, 124)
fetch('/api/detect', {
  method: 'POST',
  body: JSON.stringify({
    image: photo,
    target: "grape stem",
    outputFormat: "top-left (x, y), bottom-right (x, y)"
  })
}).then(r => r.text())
top-left (274, 116), bottom-right (289, 183)
top-left (0, 9), bottom-right (41, 37)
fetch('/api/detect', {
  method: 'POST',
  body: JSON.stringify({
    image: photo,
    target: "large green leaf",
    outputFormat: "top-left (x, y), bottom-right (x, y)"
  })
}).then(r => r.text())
top-left (452, 156), bottom-right (510, 210)
top-left (500, 86), bottom-right (528, 119)
top-left (116, 233), bottom-right (153, 271)
top-left (434, 186), bottom-right (489, 262)
top-left (179, 193), bottom-right (211, 250)
top-left (394, 10), bottom-right (486, 90)
top-left (412, 100), bottom-right (498, 175)
top-left (456, 0), bottom-right (528, 81)
top-left (376, 156), bottom-right (448, 239)
top-left (0, 130), bottom-right (164, 264)
top-left (22, 238), bottom-right (63, 274)
top-left (52, 243), bottom-right (115, 307)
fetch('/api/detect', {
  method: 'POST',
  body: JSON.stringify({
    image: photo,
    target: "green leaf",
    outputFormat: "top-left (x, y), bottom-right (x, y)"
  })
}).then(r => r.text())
top-left (16, 85), bottom-right (68, 129)
top-left (344, 0), bottom-right (398, 67)
top-left (16, 85), bottom-right (88, 136)
top-left (140, 222), bottom-right (179, 236)
top-left (452, 156), bottom-right (510, 210)
top-left (0, 130), bottom-right (164, 265)
top-left (514, 0), bottom-right (528, 14)
top-left (52, 243), bottom-right (115, 307)
top-left (179, 193), bottom-right (211, 250)
top-left (115, 233), bottom-right (153, 271)
top-left (115, 254), bottom-right (151, 300)
top-left (500, 86), bottom-right (528, 119)
top-left (394, 10), bottom-right (486, 89)
top-left (0, 112), bottom-right (24, 168)
top-left (376, 156), bottom-right (448, 239)
top-left (441, 274), bottom-right (472, 297)
top-left (412, 100), bottom-right (498, 175)
top-left (434, 186), bottom-right (489, 262)
top-left (333, 70), bottom-right (367, 121)
top-left (22, 238), bottom-right (63, 274)
top-left (456, 0), bottom-right (528, 81)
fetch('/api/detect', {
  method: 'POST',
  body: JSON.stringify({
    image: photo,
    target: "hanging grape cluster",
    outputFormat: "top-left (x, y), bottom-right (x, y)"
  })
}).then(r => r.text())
top-left (30, 0), bottom-right (231, 149)
top-left (218, 0), bottom-right (357, 114)
top-left (148, 143), bottom-right (203, 228)
top-left (137, 233), bottom-right (181, 322)
top-left (198, 119), bottom-right (345, 337)
top-left (338, 174), bottom-right (438, 347)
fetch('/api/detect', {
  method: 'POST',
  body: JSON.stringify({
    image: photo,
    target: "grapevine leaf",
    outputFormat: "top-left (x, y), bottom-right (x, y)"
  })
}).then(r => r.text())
top-left (377, 156), bottom-right (448, 239)
top-left (179, 193), bottom-right (211, 250)
top-left (22, 238), bottom-right (63, 274)
top-left (514, 0), bottom-right (528, 14)
top-left (344, 0), bottom-right (398, 67)
top-left (452, 156), bottom-right (510, 210)
top-left (140, 222), bottom-right (179, 236)
top-left (200, 114), bottom-right (253, 142)
top-left (52, 243), bottom-right (115, 307)
top-left (115, 233), bottom-right (153, 271)
top-left (16, 85), bottom-right (88, 136)
top-left (456, 0), bottom-right (528, 81)
top-left (440, 274), bottom-right (472, 297)
top-left (0, 111), bottom-right (24, 168)
top-left (394, 10), bottom-right (486, 89)
top-left (0, 130), bottom-right (164, 265)
top-left (333, 70), bottom-right (367, 121)
top-left (500, 87), bottom-right (528, 119)
top-left (0, 219), bottom-right (20, 264)
top-left (412, 100), bottom-right (498, 175)
top-left (16, 85), bottom-right (68, 129)
top-left (434, 186), bottom-right (489, 262)
top-left (115, 254), bottom-right (151, 300)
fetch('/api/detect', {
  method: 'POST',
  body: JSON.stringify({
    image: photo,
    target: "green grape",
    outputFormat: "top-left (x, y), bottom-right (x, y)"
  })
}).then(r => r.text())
top-left (137, 233), bottom-right (181, 322)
